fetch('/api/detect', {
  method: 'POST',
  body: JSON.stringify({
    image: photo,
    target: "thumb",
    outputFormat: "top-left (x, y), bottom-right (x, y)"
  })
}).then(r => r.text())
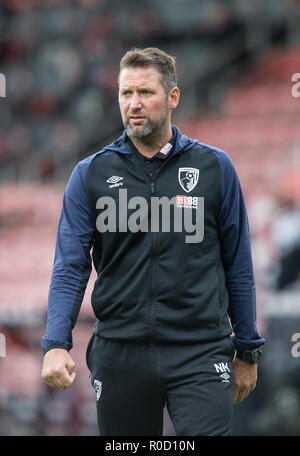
top-left (63, 362), bottom-right (76, 386)
top-left (70, 371), bottom-right (76, 381)
top-left (65, 356), bottom-right (76, 379)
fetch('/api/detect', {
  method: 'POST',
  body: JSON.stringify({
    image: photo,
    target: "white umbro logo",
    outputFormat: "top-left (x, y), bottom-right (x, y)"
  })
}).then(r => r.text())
top-left (106, 176), bottom-right (124, 188)
top-left (220, 372), bottom-right (230, 381)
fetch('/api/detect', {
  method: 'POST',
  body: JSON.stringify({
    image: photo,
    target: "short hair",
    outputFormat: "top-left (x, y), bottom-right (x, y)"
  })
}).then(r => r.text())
top-left (118, 47), bottom-right (177, 93)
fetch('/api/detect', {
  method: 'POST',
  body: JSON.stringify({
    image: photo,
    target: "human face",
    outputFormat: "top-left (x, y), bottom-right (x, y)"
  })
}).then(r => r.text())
top-left (118, 66), bottom-right (178, 142)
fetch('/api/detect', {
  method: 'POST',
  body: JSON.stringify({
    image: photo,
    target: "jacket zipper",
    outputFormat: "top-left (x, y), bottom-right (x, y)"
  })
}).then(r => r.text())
top-left (126, 140), bottom-right (193, 345)
top-left (147, 143), bottom-right (192, 344)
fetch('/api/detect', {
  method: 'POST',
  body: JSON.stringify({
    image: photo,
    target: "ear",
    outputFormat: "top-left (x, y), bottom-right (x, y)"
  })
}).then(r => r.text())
top-left (168, 87), bottom-right (180, 111)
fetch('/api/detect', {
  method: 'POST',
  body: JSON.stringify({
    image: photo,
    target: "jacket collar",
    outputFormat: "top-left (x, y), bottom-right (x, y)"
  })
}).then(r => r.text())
top-left (102, 125), bottom-right (195, 155)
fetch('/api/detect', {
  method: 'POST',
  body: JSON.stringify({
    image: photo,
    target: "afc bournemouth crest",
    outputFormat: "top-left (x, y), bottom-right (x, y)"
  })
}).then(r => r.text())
top-left (93, 379), bottom-right (102, 401)
top-left (178, 168), bottom-right (199, 193)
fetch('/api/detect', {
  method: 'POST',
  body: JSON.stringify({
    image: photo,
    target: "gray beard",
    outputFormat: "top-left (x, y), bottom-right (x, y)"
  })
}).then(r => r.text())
top-left (126, 122), bottom-right (154, 140)
top-left (125, 116), bottom-right (168, 143)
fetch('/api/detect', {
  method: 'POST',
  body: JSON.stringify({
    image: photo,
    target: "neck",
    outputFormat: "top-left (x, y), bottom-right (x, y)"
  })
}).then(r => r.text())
top-left (129, 124), bottom-right (173, 158)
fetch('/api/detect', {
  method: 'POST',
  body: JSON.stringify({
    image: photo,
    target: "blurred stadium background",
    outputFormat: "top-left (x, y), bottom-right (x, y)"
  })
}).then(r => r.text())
top-left (1, 0), bottom-right (300, 436)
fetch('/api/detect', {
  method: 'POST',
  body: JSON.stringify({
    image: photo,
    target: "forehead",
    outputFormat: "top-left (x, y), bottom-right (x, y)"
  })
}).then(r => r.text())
top-left (119, 65), bottom-right (163, 89)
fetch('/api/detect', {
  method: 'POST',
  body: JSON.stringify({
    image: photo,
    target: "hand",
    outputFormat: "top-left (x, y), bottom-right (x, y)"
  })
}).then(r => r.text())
top-left (41, 348), bottom-right (76, 390)
top-left (233, 356), bottom-right (257, 404)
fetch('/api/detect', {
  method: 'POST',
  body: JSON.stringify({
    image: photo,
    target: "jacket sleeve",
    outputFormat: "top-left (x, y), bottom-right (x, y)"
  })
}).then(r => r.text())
top-left (41, 159), bottom-right (95, 355)
top-left (215, 149), bottom-right (265, 351)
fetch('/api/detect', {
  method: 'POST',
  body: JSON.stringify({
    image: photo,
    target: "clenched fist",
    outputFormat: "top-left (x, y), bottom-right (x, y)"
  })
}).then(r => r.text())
top-left (41, 348), bottom-right (76, 390)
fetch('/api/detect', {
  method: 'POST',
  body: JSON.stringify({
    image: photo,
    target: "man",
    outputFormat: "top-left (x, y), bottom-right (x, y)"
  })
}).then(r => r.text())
top-left (41, 47), bottom-right (265, 436)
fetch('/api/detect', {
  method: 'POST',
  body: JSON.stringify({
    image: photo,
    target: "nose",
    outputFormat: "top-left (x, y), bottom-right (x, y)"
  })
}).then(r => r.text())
top-left (130, 93), bottom-right (143, 111)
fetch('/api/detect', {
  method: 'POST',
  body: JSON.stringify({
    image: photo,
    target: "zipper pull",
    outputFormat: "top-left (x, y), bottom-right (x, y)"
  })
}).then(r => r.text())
top-left (151, 182), bottom-right (155, 194)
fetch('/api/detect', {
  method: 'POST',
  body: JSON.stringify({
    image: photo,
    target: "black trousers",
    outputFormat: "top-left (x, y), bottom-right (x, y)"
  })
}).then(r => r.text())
top-left (86, 335), bottom-right (235, 436)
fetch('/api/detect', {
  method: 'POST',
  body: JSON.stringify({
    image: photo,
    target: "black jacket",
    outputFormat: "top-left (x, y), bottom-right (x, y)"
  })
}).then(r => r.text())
top-left (42, 126), bottom-right (265, 354)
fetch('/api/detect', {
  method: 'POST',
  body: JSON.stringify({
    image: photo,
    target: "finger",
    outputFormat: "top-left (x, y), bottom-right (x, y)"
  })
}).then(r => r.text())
top-left (234, 387), bottom-right (249, 404)
top-left (44, 374), bottom-right (66, 390)
top-left (66, 359), bottom-right (76, 374)
top-left (235, 385), bottom-right (256, 404)
top-left (42, 368), bottom-right (74, 390)
top-left (233, 384), bottom-right (241, 403)
top-left (54, 374), bottom-right (71, 390)
top-left (57, 368), bottom-right (76, 388)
